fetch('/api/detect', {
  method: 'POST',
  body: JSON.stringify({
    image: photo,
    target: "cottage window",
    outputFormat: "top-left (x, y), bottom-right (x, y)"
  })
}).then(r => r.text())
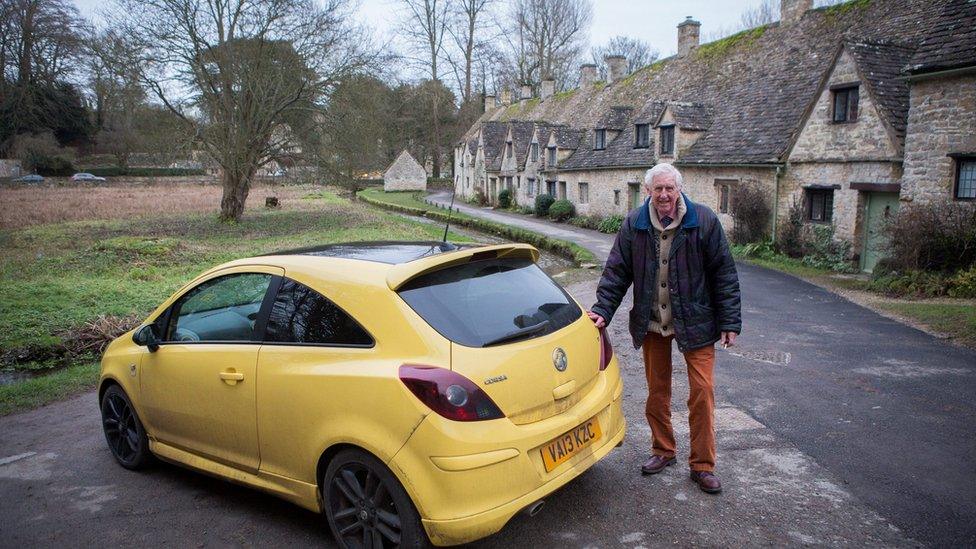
top-left (628, 183), bottom-right (641, 209)
top-left (660, 125), bottom-right (675, 155)
top-left (579, 182), bottom-right (589, 204)
top-left (531, 143), bottom-right (539, 162)
top-left (506, 142), bottom-right (514, 158)
top-left (635, 124), bottom-right (650, 148)
top-left (558, 181), bottom-right (567, 200)
top-left (715, 179), bottom-right (736, 214)
top-left (527, 177), bottom-right (536, 197)
top-left (955, 157), bottom-right (976, 200)
top-left (832, 85), bottom-right (859, 123)
top-left (614, 190), bottom-right (620, 206)
top-left (547, 180), bottom-right (557, 196)
top-left (594, 129), bottom-right (606, 150)
top-left (806, 188), bottom-right (834, 223)
top-left (547, 147), bottom-right (557, 167)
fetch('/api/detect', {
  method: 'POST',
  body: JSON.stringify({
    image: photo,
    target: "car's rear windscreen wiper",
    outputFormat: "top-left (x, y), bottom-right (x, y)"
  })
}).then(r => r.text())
top-left (482, 320), bottom-right (550, 347)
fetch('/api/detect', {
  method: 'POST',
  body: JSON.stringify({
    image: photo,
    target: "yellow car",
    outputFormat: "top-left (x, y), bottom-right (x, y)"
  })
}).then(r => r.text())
top-left (99, 242), bottom-right (625, 547)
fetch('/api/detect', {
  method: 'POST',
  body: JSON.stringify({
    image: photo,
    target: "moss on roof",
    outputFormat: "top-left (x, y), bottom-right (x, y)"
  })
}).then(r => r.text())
top-left (620, 58), bottom-right (669, 86)
top-left (694, 24), bottom-right (769, 62)
top-left (820, 0), bottom-right (873, 18)
top-left (551, 88), bottom-right (578, 101)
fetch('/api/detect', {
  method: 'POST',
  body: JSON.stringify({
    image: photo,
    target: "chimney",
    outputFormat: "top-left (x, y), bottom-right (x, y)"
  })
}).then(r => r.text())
top-left (580, 63), bottom-right (598, 87)
top-left (500, 88), bottom-right (512, 105)
top-left (605, 55), bottom-right (628, 83)
top-left (677, 16), bottom-right (701, 57)
top-left (484, 94), bottom-right (496, 113)
top-left (520, 84), bottom-right (533, 103)
top-left (781, 0), bottom-right (812, 24)
top-left (541, 79), bottom-right (555, 100)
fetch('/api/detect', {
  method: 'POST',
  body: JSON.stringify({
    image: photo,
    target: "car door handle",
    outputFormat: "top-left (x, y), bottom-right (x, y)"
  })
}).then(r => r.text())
top-left (219, 371), bottom-right (245, 385)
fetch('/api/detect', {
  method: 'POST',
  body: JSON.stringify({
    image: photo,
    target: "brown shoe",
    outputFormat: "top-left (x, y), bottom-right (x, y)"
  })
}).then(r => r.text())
top-left (689, 470), bottom-right (722, 494)
top-left (641, 455), bottom-right (677, 475)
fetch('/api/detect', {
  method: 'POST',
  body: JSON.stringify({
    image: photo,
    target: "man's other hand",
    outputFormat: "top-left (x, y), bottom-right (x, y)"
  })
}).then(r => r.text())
top-left (587, 311), bottom-right (606, 328)
top-left (720, 331), bottom-right (737, 348)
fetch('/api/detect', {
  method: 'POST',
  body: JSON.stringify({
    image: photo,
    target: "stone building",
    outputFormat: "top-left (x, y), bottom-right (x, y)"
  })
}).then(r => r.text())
top-left (454, 0), bottom-right (972, 272)
top-left (384, 150), bottom-right (427, 192)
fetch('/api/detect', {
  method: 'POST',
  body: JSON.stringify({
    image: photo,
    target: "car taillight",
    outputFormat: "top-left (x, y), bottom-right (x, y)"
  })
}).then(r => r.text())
top-left (599, 327), bottom-right (614, 371)
top-left (399, 365), bottom-right (505, 421)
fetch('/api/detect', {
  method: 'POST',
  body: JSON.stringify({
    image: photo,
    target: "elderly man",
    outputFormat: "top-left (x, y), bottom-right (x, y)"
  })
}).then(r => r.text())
top-left (588, 163), bottom-right (740, 494)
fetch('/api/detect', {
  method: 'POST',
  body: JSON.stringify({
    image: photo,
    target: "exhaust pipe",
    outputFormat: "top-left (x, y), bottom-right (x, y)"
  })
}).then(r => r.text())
top-left (522, 500), bottom-right (545, 517)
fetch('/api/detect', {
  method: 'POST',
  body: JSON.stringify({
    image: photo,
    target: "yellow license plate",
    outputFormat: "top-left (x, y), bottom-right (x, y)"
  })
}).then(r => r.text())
top-left (540, 417), bottom-right (602, 473)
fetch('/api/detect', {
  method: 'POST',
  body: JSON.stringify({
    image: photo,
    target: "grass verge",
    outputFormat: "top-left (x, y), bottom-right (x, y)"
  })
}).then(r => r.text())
top-left (357, 189), bottom-right (597, 266)
top-left (0, 362), bottom-right (99, 416)
top-left (874, 303), bottom-right (976, 348)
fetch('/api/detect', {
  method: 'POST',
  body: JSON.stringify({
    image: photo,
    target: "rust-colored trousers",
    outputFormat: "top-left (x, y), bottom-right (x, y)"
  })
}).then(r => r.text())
top-left (642, 332), bottom-right (716, 472)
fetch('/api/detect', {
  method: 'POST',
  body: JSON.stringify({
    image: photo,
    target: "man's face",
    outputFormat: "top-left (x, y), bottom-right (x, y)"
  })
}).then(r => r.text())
top-left (648, 174), bottom-right (680, 216)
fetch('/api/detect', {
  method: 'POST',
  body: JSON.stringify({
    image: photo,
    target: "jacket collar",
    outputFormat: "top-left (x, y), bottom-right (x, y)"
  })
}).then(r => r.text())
top-left (636, 192), bottom-right (699, 231)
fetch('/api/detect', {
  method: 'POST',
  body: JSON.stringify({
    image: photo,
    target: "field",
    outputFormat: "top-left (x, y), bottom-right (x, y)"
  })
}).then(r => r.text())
top-left (0, 179), bottom-right (471, 414)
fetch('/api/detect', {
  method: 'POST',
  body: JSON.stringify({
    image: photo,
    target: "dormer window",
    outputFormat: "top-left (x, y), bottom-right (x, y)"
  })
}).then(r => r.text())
top-left (831, 84), bottom-right (859, 123)
top-left (506, 141), bottom-right (513, 157)
top-left (635, 124), bottom-right (650, 149)
top-left (594, 129), bottom-right (606, 150)
top-left (547, 146), bottom-right (557, 167)
top-left (531, 143), bottom-right (539, 162)
top-left (659, 125), bottom-right (675, 156)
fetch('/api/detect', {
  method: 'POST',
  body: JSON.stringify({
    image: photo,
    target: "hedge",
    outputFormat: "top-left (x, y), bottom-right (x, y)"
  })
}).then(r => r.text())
top-left (357, 190), bottom-right (597, 266)
top-left (81, 167), bottom-right (207, 177)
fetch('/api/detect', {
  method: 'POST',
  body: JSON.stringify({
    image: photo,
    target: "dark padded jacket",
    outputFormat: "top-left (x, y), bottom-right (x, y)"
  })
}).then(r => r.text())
top-left (591, 194), bottom-right (741, 352)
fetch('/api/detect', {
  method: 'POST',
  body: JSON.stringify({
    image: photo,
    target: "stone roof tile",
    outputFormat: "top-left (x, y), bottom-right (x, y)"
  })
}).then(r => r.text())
top-left (847, 40), bottom-right (915, 140)
top-left (906, 0), bottom-right (976, 74)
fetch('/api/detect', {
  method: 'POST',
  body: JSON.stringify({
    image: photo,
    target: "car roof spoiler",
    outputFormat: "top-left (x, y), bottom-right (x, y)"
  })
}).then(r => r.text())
top-left (386, 243), bottom-right (539, 291)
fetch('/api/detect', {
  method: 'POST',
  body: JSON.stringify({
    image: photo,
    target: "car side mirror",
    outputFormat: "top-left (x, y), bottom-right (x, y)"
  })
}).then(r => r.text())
top-left (133, 325), bottom-right (160, 352)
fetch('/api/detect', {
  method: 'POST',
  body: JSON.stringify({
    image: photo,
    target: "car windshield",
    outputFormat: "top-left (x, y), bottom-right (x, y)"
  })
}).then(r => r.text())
top-left (397, 257), bottom-right (581, 347)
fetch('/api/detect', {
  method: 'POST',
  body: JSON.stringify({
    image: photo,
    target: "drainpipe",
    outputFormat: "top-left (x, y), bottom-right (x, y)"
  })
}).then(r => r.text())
top-left (772, 165), bottom-right (781, 242)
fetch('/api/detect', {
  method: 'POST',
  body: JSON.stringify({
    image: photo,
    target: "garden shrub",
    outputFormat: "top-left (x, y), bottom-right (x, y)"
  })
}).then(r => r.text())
top-left (33, 155), bottom-right (75, 176)
top-left (548, 199), bottom-right (575, 222)
top-left (800, 224), bottom-right (855, 272)
top-left (497, 188), bottom-right (512, 209)
top-left (776, 199), bottom-right (804, 258)
top-left (534, 194), bottom-right (555, 217)
top-left (598, 214), bottom-right (624, 234)
top-left (568, 214), bottom-right (601, 230)
top-left (516, 205), bottom-right (534, 215)
top-left (730, 183), bottom-right (771, 244)
top-left (883, 201), bottom-right (976, 273)
top-left (948, 265), bottom-right (976, 298)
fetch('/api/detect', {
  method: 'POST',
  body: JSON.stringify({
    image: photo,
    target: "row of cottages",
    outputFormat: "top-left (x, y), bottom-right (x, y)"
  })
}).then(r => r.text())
top-left (454, 0), bottom-right (975, 272)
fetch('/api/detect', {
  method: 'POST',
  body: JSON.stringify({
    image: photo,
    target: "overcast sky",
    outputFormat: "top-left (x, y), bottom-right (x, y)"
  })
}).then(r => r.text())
top-left (74, 0), bottom-right (779, 66)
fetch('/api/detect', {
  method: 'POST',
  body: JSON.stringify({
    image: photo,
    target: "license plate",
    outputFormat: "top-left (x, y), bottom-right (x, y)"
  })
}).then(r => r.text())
top-left (540, 417), bottom-right (602, 473)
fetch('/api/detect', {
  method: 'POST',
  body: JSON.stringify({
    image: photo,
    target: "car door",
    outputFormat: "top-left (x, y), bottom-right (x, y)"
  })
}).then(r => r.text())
top-left (141, 266), bottom-right (283, 472)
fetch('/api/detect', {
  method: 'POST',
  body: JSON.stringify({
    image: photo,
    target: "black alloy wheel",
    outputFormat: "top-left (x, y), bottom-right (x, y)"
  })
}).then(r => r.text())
top-left (100, 385), bottom-right (152, 469)
top-left (324, 449), bottom-right (428, 549)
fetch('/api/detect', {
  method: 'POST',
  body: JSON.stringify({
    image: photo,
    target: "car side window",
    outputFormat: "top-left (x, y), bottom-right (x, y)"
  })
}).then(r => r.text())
top-left (264, 278), bottom-right (373, 346)
top-left (166, 273), bottom-right (272, 342)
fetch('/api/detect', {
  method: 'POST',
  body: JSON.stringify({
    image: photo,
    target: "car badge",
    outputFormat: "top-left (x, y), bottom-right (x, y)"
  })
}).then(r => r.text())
top-left (552, 348), bottom-right (568, 372)
top-left (484, 375), bottom-right (508, 385)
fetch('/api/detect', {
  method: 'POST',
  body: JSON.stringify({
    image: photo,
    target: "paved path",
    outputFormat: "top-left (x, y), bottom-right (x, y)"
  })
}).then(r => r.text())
top-left (430, 191), bottom-right (976, 546)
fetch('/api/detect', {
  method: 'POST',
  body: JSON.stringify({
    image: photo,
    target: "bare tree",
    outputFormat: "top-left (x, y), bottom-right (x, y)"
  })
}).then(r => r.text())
top-left (505, 0), bottom-right (592, 92)
top-left (104, 0), bottom-right (373, 221)
top-left (704, 0), bottom-right (778, 42)
top-left (444, 0), bottom-right (498, 103)
top-left (591, 35), bottom-right (658, 80)
top-left (394, 0), bottom-right (451, 177)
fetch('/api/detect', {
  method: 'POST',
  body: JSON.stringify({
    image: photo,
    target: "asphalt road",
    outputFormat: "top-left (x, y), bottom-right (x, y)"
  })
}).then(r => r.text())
top-left (1, 199), bottom-right (974, 547)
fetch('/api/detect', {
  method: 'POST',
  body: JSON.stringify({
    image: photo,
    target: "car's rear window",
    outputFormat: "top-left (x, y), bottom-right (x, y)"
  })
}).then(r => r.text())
top-left (397, 257), bottom-right (582, 347)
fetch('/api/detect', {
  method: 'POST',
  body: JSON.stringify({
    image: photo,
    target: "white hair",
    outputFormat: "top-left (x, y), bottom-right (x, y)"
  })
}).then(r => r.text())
top-left (644, 163), bottom-right (683, 189)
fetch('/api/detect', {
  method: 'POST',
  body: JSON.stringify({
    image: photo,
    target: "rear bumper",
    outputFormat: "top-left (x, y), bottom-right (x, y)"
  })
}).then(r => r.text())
top-left (388, 361), bottom-right (625, 546)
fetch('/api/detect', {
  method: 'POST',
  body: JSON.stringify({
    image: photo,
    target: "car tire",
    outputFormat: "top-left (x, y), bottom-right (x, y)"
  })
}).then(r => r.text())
top-left (100, 385), bottom-right (153, 470)
top-left (323, 448), bottom-right (429, 549)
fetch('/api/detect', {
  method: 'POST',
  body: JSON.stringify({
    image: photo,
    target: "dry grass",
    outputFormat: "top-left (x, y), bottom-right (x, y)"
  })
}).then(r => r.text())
top-left (0, 177), bottom-right (324, 229)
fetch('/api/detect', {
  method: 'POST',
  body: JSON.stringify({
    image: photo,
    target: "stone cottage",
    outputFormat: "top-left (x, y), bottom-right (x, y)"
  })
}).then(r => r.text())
top-left (384, 150), bottom-right (427, 192)
top-left (454, 0), bottom-right (972, 272)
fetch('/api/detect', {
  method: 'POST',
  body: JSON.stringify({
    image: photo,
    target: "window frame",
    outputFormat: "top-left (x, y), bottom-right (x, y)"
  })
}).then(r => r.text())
top-left (634, 124), bottom-right (650, 149)
top-left (263, 277), bottom-right (375, 349)
top-left (530, 142), bottom-right (539, 162)
top-left (953, 156), bottom-right (976, 201)
top-left (156, 272), bottom-right (281, 346)
top-left (594, 129), bottom-right (606, 150)
top-left (831, 84), bottom-right (859, 124)
top-left (805, 188), bottom-right (835, 224)
top-left (659, 125), bottom-right (675, 156)
top-left (578, 182), bottom-right (589, 204)
top-left (547, 146), bottom-right (557, 167)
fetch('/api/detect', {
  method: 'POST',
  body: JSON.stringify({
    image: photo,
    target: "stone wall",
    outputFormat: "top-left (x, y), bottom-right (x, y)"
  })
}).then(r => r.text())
top-left (778, 161), bottom-right (902, 253)
top-left (901, 74), bottom-right (976, 202)
top-left (790, 50), bottom-right (900, 163)
top-left (384, 152), bottom-right (427, 191)
top-left (0, 159), bottom-right (23, 178)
